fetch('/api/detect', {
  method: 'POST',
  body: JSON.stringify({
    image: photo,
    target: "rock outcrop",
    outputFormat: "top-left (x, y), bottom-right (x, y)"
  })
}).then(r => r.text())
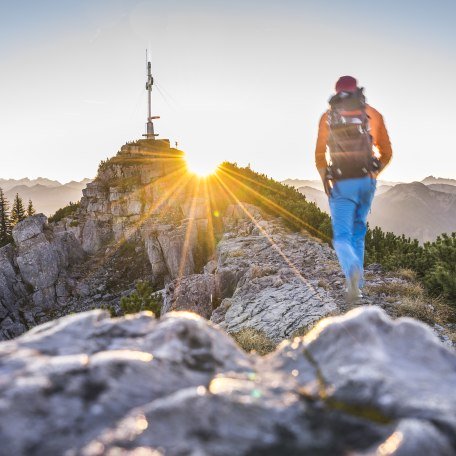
top-left (0, 306), bottom-right (454, 455)
top-left (0, 140), bottom-right (217, 339)
top-left (163, 212), bottom-right (339, 341)
top-left (0, 215), bottom-right (84, 338)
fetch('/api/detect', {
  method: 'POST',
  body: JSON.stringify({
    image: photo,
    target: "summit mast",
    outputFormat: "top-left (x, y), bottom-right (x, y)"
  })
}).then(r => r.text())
top-left (143, 51), bottom-right (159, 139)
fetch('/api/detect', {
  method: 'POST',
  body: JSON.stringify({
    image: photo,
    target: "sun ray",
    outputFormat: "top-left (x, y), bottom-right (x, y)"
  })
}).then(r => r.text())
top-left (217, 166), bottom-right (332, 243)
top-left (76, 163), bottom-right (193, 285)
top-left (214, 172), bottom-right (323, 294)
top-left (202, 178), bottom-right (217, 255)
top-left (177, 179), bottom-right (201, 279)
top-left (219, 165), bottom-right (291, 197)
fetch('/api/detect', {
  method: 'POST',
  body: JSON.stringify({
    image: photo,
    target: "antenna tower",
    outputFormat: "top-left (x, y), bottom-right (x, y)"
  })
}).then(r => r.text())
top-left (143, 50), bottom-right (159, 139)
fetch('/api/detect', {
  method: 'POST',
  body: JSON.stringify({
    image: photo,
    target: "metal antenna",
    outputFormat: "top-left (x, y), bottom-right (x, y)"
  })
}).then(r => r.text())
top-left (143, 49), bottom-right (159, 139)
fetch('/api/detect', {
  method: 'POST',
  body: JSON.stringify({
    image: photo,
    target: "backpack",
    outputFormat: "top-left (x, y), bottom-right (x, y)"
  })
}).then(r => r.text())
top-left (326, 88), bottom-right (379, 180)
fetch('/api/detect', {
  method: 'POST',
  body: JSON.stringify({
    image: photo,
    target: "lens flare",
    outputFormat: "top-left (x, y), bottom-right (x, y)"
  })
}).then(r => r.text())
top-left (185, 154), bottom-right (219, 177)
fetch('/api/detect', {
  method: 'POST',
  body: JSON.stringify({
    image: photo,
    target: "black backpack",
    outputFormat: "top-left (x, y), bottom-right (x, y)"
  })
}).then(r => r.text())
top-left (326, 88), bottom-right (379, 180)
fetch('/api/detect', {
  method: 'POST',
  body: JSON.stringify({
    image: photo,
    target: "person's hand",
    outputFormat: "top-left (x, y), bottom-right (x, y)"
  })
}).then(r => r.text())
top-left (323, 179), bottom-right (333, 196)
top-left (317, 167), bottom-right (326, 183)
top-left (371, 158), bottom-right (382, 178)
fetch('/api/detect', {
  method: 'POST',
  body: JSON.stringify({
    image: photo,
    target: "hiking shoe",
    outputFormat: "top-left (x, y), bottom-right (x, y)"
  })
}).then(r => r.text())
top-left (346, 269), bottom-right (361, 304)
top-left (345, 287), bottom-right (363, 299)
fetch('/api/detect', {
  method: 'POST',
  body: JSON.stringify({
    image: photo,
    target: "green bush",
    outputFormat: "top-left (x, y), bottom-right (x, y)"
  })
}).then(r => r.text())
top-left (217, 163), bottom-right (332, 241)
top-left (49, 201), bottom-right (80, 223)
top-left (423, 233), bottom-right (456, 301)
top-left (120, 280), bottom-right (163, 316)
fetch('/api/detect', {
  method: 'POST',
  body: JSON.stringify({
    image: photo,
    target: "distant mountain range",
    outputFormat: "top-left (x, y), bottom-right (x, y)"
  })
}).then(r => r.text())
top-left (283, 176), bottom-right (456, 243)
top-left (0, 178), bottom-right (92, 216)
top-left (0, 177), bottom-right (63, 191)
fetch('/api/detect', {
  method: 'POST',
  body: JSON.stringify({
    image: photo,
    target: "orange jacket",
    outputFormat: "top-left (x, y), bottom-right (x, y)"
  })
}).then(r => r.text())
top-left (315, 104), bottom-right (393, 172)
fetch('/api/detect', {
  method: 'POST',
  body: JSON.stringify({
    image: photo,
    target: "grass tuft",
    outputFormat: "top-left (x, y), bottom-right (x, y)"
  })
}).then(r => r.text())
top-left (394, 296), bottom-right (456, 326)
top-left (231, 327), bottom-right (276, 356)
top-left (364, 281), bottom-right (424, 300)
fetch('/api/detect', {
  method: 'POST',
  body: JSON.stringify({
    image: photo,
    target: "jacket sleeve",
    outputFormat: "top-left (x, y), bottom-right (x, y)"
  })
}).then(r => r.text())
top-left (374, 113), bottom-right (393, 170)
top-left (315, 113), bottom-right (329, 170)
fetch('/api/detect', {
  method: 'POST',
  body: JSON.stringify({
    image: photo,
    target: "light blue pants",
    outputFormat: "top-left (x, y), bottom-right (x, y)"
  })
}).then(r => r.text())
top-left (329, 176), bottom-right (376, 287)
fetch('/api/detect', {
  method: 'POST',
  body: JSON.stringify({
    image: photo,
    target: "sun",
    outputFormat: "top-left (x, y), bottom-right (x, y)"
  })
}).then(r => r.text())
top-left (185, 154), bottom-right (219, 177)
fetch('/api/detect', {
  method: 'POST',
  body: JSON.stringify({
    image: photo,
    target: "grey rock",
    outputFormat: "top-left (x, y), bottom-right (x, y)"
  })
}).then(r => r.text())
top-left (12, 213), bottom-right (47, 244)
top-left (0, 307), bottom-right (454, 455)
top-left (210, 298), bottom-right (232, 324)
top-left (157, 222), bottom-right (196, 278)
top-left (163, 274), bottom-right (217, 319)
top-left (143, 220), bottom-right (203, 284)
top-left (180, 197), bottom-right (210, 219)
top-left (224, 202), bottom-right (262, 222)
top-left (267, 306), bottom-right (456, 452)
top-left (81, 218), bottom-right (112, 254)
top-left (0, 215), bottom-right (86, 339)
top-left (203, 259), bottom-right (217, 275)
top-left (213, 219), bottom-right (338, 341)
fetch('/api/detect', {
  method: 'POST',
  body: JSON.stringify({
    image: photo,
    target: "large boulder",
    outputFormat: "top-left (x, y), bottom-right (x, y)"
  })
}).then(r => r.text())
top-left (13, 215), bottom-right (85, 291)
top-left (0, 307), bottom-right (454, 455)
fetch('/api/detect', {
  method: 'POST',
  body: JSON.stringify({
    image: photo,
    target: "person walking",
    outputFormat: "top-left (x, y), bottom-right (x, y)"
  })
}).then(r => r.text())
top-left (315, 76), bottom-right (392, 301)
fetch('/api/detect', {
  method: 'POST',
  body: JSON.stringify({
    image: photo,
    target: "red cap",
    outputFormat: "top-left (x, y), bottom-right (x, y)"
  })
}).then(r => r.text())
top-left (335, 76), bottom-right (358, 93)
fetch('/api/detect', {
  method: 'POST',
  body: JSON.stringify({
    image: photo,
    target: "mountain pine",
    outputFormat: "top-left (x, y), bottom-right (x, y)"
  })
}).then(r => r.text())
top-left (27, 199), bottom-right (36, 217)
top-left (11, 193), bottom-right (26, 226)
top-left (0, 188), bottom-right (12, 246)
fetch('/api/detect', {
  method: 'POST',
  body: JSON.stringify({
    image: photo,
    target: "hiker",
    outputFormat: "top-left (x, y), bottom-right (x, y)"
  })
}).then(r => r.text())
top-left (315, 76), bottom-right (392, 301)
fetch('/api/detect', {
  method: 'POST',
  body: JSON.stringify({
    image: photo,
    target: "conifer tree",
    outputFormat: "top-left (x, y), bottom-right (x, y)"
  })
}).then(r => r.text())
top-left (27, 199), bottom-right (36, 217)
top-left (0, 188), bottom-right (12, 246)
top-left (11, 193), bottom-right (26, 226)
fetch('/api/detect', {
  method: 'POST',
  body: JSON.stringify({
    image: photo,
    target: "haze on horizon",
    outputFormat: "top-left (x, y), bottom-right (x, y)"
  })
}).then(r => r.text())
top-left (1, 0), bottom-right (455, 183)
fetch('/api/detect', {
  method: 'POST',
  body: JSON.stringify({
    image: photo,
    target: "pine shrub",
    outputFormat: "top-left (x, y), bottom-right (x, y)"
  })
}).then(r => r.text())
top-left (120, 281), bottom-right (163, 316)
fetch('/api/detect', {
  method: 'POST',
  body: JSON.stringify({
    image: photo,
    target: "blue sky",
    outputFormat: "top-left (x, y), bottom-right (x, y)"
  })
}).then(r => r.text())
top-left (1, 0), bottom-right (455, 182)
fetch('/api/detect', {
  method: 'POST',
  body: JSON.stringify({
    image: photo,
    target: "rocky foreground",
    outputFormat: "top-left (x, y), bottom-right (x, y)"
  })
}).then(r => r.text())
top-left (0, 306), bottom-right (455, 455)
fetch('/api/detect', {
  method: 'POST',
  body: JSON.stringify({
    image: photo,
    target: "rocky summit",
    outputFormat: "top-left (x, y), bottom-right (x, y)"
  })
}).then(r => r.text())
top-left (0, 139), bottom-right (454, 347)
top-left (0, 307), bottom-right (455, 455)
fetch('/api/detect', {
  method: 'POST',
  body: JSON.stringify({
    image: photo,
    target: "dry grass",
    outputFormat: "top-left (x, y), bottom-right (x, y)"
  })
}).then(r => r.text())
top-left (249, 265), bottom-right (277, 279)
top-left (364, 281), bottom-right (424, 300)
top-left (230, 327), bottom-right (277, 356)
top-left (365, 277), bottom-right (456, 344)
top-left (394, 268), bottom-right (417, 282)
top-left (317, 279), bottom-right (330, 290)
top-left (228, 249), bottom-right (245, 258)
top-left (394, 296), bottom-right (456, 327)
